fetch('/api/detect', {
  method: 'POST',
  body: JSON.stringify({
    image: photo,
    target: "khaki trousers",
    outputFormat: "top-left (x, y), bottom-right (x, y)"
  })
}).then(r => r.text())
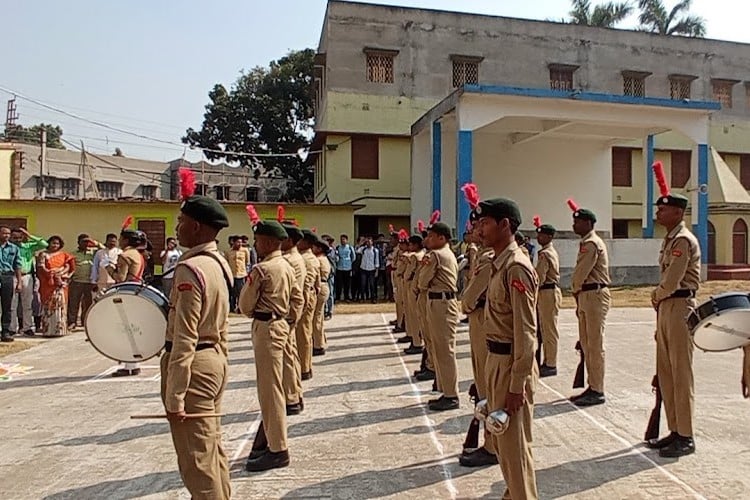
top-left (656, 297), bottom-right (695, 437)
top-left (160, 349), bottom-right (230, 500)
top-left (282, 321), bottom-right (302, 406)
top-left (576, 288), bottom-right (611, 393)
top-left (296, 289), bottom-right (316, 375)
top-left (253, 318), bottom-right (289, 452)
top-left (313, 284), bottom-right (329, 349)
top-left (426, 297), bottom-right (460, 398)
top-left (394, 276), bottom-right (405, 327)
top-left (537, 288), bottom-right (562, 367)
top-left (417, 293), bottom-right (434, 371)
top-left (486, 353), bottom-right (538, 500)
top-left (468, 308), bottom-right (495, 453)
top-left (405, 285), bottom-right (423, 347)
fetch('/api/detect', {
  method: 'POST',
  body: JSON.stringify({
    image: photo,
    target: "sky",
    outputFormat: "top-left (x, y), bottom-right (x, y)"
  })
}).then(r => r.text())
top-left (3, 0), bottom-right (749, 162)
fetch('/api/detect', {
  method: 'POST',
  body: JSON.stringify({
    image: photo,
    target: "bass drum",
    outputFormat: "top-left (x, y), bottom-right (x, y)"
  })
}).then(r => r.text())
top-left (688, 292), bottom-right (750, 352)
top-left (85, 282), bottom-right (170, 363)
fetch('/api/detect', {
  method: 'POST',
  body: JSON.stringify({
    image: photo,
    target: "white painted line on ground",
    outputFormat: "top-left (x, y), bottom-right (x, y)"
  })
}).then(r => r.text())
top-left (539, 380), bottom-right (707, 500)
top-left (231, 413), bottom-right (263, 462)
top-left (558, 321), bottom-right (655, 327)
top-left (380, 313), bottom-right (458, 500)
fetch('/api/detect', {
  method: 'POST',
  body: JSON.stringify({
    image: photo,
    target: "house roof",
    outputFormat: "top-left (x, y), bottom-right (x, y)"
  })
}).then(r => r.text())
top-left (708, 148), bottom-right (750, 205)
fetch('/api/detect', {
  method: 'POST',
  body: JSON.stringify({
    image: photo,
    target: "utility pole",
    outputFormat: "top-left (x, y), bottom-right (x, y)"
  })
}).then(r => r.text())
top-left (5, 98), bottom-right (19, 134)
top-left (40, 128), bottom-right (47, 199)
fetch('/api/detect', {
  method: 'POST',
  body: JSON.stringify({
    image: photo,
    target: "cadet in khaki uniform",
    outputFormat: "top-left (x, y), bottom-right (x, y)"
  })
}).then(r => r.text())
top-left (297, 230), bottom-right (321, 379)
top-left (459, 219), bottom-right (498, 468)
top-left (534, 222), bottom-right (562, 378)
top-left (645, 187), bottom-right (700, 458)
top-left (281, 224), bottom-right (306, 415)
top-left (419, 221), bottom-right (460, 411)
top-left (403, 235), bottom-right (425, 355)
top-left (413, 239), bottom-right (436, 381)
top-left (391, 231), bottom-right (406, 334)
top-left (476, 198), bottom-right (539, 500)
top-left (569, 204), bottom-right (611, 407)
top-left (161, 196), bottom-right (233, 499)
top-left (394, 232), bottom-right (410, 341)
top-left (312, 237), bottom-right (331, 356)
top-left (240, 220), bottom-right (303, 472)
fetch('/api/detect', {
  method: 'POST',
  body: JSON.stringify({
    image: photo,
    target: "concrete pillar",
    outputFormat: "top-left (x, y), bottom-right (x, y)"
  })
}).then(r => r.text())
top-left (456, 130), bottom-right (473, 236)
top-left (642, 134), bottom-right (655, 238)
top-left (432, 121), bottom-right (442, 212)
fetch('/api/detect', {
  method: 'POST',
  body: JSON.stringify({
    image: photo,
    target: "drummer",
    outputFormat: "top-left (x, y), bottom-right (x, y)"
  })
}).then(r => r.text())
top-left (646, 181), bottom-right (700, 458)
top-left (107, 228), bottom-right (148, 377)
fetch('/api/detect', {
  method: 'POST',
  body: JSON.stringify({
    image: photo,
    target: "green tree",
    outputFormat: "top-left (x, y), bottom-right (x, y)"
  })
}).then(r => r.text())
top-left (569, 0), bottom-right (633, 27)
top-left (184, 49), bottom-right (315, 202)
top-left (637, 0), bottom-right (706, 36)
top-left (2, 123), bottom-right (65, 149)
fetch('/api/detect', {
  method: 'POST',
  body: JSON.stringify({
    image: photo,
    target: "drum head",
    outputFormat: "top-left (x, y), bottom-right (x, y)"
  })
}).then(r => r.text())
top-left (85, 290), bottom-right (167, 363)
top-left (692, 309), bottom-right (750, 352)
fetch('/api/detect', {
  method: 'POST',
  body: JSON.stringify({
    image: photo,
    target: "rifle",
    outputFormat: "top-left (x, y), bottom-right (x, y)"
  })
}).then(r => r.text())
top-left (573, 340), bottom-right (585, 389)
top-left (644, 374), bottom-right (662, 441)
top-left (462, 383), bottom-right (480, 451)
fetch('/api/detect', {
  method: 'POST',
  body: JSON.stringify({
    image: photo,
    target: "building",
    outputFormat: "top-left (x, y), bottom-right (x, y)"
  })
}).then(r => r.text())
top-left (312, 1), bottom-right (750, 275)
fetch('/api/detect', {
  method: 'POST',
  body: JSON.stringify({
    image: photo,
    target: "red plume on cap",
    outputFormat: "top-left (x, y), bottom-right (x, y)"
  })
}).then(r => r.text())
top-left (417, 220), bottom-right (425, 233)
top-left (178, 168), bottom-right (196, 200)
top-left (388, 224), bottom-right (395, 233)
top-left (312, 227), bottom-right (317, 233)
top-left (566, 199), bottom-right (579, 212)
top-left (121, 215), bottom-right (133, 230)
top-left (652, 161), bottom-right (670, 198)
top-left (276, 205), bottom-right (285, 223)
top-left (429, 210), bottom-right (441, 225)
top-left (398, 229), bottom-right (409, 240)
top-left (461, 183), bottom-right (480, 209)
top-left (245, 204), bottom-right (260, 226)
top-left (533, 215), bottom-right (542, 228)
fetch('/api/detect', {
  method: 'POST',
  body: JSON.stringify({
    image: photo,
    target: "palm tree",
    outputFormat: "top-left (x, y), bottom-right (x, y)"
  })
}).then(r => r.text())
top-left (637, 0), bottom-right (706, 36)
top-left (569, 0), bottom-right (634, 28)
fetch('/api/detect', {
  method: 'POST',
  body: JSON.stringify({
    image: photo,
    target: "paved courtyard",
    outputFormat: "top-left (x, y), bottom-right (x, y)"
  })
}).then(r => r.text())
top-left (0, 308), bottom-right (748, 499)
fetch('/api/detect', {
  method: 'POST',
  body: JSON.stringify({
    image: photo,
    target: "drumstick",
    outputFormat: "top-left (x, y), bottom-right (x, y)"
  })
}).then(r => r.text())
top-left (130, 413), bottom-right (224, 419)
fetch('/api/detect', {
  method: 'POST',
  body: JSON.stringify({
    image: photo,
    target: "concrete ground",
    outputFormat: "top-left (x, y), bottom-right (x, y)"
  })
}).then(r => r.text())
top-left (0, 308), bottom-right (748, 499)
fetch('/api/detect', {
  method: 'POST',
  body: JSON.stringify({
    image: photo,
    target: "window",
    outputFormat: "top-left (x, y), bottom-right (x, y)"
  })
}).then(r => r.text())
top-left (733, 218), bottom-right (748, 264)
top-left (669, 75), bottom-right (694, 100)
top-left (670, 150), bottom-right (691, 188)
top-left (707, 220), bottom-right (716, 265)
top-left (712, 79), bottom-right (736, 108)
top-left (137, 219), bottom-right (166, 263)
top-left (740, 154), bottom-right (750, 190)
top-left (61, 178), bottom-right (79, 198)
top-left (549, 64), bottom-right (577, 91)
top-left (97, 181), bottom-right (122, 199)
top-left (246, 186), bottom-right (260, 202)
top-left (141, 185), bottom-right (157, 200)
top-left (622, 71), bottom-right (649, 97)
top-left (612, 219), bottom-right (631, 239)
top-left (0, 217), bottom-right (27, 230)
top-left (351, 135), bottom-right (379, 179)
top-left (612, 147), bottom-right (633, 187)
top-left (214, 185), bottom-right (230, 200)
top-left (195, 183), bottom-right (207, 196)
top-left (364, 48), bottom-right (397, 84)
top-left (37, 176), bottom-right (56, 196)
top-left (451, 56), bottom-right (481, 87)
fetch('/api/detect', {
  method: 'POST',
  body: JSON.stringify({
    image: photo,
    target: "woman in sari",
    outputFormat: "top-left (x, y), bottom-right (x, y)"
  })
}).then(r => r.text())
top-left (37, 236), bottom-right (75, 337)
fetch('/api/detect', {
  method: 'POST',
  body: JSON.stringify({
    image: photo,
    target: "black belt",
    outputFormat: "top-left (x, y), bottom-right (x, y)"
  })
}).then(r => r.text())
top-left (487, 340), bottom-right (512, 355)
top-left (320, 279), bottom-right (328, 283)
top-left (428, 291), bottom-right (456, 300)
top-left (581, 283), bottom-right (608, 292)
top-left (163, 341), bottom-right (215, 353)
top-left (253, 311), bottom-right (281, 321)
top-left (540, 283), bottom-right (557, 290)
top-left (668, 289), bottom-right (696, 299)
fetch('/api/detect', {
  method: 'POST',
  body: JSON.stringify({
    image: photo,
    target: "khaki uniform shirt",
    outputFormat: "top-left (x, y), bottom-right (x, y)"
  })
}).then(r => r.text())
top-left (317, 254), bottom-right (332, 282)
top-left (239, 250), bottom-right (303, 322)
top-left (225, 248), bottom-right (249, 279)
top-left (406, 249), bottom-right (426, 293)
top-left (535, 243), bottom-right (560, 287)
top-left (417, 244), bottom-right (458, 293)
top-left (462, 247), bottom-right (495, 314)
top-left (484, 241), bottom-right (539, 394)
top-left (467, 243), bottom-right (479, 278)
top-left (110, 247), bottom-right (144, 283)
top-left (283, 247), bottom-right (306, 324)
top-left (571, 230), bottom-right (610, 293)
top-left (164, 241), bottom-right (232, 412)
top-left (652, 221), bottom-right (701, 303)
top-left (395, 250), bottom-right (411, 280)
top-left (301, 248), bottom-right (321, 296)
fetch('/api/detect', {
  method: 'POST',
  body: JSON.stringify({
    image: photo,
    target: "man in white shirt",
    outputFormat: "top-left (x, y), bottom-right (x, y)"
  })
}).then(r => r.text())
top-left (91, 233), bottom-right (122, 293)
top-left (357, 237), bottom-right (379, 303)
top-left (160, 237), bottom-right (182, 297)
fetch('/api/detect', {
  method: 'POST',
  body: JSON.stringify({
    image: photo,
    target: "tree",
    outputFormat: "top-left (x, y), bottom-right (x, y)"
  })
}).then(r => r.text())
top-left (637, 0), bottom-right (706, 36)
top-left (2, 123), bottom-right (65, 149)
top-left (183, 49), bottom-right (315, 202)
top-left (569, 0), bottom-right (633, 27)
